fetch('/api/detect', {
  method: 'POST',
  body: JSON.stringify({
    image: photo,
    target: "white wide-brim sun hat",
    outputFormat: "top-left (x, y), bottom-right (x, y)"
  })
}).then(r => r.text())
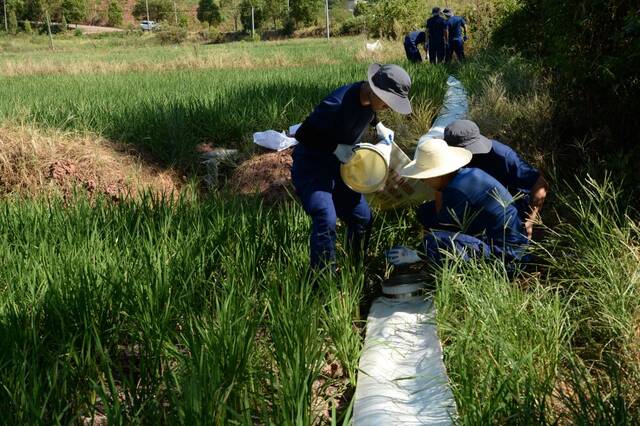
top-left (400, 138), bottom-right (472, 179)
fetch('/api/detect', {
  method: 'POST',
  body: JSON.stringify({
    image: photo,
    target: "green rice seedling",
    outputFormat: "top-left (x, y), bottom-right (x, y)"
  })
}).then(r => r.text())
top-left (264, 261), bottom-right (327, 425)
top-left (435, 257), bottom-right (571, 424)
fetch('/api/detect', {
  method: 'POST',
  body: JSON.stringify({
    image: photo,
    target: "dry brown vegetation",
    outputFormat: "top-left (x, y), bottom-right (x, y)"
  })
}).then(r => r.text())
top-left (0, 124), bottom-right (180, 199)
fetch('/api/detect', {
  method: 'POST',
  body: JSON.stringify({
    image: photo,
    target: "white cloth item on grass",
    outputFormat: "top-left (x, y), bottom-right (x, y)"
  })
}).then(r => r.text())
top-left (353, 296), bottom-right (457, 425)
top-left (253, 130), bottom-right (298, 151)
top-left (416, 76), bottom-right (468, 154)
top-left (366, 40), bottom-right (382, 52)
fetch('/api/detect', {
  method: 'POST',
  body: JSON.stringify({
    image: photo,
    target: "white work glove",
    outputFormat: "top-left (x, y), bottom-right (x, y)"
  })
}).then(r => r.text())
top-left (333, 144), bottom-right (355, 163)
top-left (375, 122), bottom-right (395, 145)
top-left (385, 246), bottom-right (422, 266)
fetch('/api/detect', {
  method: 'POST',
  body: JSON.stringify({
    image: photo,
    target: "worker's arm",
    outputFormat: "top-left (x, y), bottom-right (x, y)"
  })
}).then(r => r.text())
top-left (524, 175), bottom-right (549, 239)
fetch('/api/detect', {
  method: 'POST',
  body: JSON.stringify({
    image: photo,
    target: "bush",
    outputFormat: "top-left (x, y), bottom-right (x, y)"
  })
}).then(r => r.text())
top-left (356, 0), bottom-right (424, 39)
top-left (60, 15), bottom-right (68, 31)
top-left (282, 16), bottom-right (295, 36)
top-left (340, 15), bottom-right (366, 35)
top-left (207, 25), bottom-right (223, 43)
top-left (240, 0), bottom-right (265, 33)
top-left (23, 20), bottom-right (32, 34)
top-left (133, 0), bottom-right (173, 21)
top-left (107, 0), bottom-right (124, 27)
top-left (8, 10), bottom-right (18, 35)
top-left (197, 0), bottom-right (222, 26)
top-left (74, 28), bottom-right (83, 36)
top-left (155, 24), bottom-right (187, 44)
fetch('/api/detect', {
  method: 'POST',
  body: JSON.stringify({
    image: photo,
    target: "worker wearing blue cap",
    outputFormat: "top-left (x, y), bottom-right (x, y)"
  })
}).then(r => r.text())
top-left (444, 120), bottom-right (549, 239)
top-left (292, 64), bottom-right (412, 270)
top-left (443, 8), bottom-right (467, 62)
top-left (385, 139), bottom-right (530, 268)
top-left (403, 31), bottom-right (427, 62)
top-left (425, 7), bottom-right (448, 64)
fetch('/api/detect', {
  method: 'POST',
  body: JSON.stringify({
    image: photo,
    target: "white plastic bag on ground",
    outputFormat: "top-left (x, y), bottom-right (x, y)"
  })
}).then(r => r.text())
top-left (253, 130), bottom-right (298, 151)
top-left (366, 40), bottom-right (382, 52)
top-left (353, 296), bottom-right (457, 425)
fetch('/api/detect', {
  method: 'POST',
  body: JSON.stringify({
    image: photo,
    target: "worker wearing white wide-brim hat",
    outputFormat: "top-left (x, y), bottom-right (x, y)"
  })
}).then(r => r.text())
top-left (385, 139), bottom-right (531, 268)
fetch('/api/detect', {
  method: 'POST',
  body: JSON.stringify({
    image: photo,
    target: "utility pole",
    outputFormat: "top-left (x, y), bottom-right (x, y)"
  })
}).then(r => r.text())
top-left (173, 0), bottom-right (178, 25)
top-left (45, 9), bottom-right (53, 49)
top-left (145, 0), bottom-right (150, 24)
top-left (325, 0), bottom-right (329, 40)
top-left (3, 0), bottom-right (8, 33)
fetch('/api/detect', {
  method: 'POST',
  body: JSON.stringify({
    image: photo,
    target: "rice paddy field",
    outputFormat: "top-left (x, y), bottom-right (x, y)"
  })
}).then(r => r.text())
top-left (1, 33), bottom-right (639, 424)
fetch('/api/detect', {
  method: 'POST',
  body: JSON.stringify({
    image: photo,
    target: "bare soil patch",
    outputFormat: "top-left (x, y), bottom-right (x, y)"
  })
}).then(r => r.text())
top-left (229, 148), bottom-right (294, 203)
top-left (0, 125), bottom-right (180, 200)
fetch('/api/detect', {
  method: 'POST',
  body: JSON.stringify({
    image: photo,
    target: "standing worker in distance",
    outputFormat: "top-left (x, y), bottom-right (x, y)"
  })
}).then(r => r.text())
top-left (403, 30), bottom-right (427, 63)
top-left (443, 119), bottom-right (549, 238)
top-left (291, 64), bottom-right (412, 270)
top-left (425, 7), bottom-right (448, 64)
top-left (443, 8), bottom-right (467, 62)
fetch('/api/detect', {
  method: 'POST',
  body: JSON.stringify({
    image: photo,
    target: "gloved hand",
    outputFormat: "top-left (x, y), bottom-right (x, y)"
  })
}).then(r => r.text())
top-left (385, 246), bottom-right (422, 266)
top-left (375, 122), bottom-right (395, 145)
top-left (333, 144), bottom-right (355, 163)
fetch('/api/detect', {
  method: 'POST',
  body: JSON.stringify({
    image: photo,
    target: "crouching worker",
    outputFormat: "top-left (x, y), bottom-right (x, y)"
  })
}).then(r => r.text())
top-left (292, 64), bottom-right (412, 270)
top-left (443, 119), bottom-right (549, 239)
top-left (403, 31), bottom-right (427, 63)
top-left (385, 139), bottom-right (530, 269)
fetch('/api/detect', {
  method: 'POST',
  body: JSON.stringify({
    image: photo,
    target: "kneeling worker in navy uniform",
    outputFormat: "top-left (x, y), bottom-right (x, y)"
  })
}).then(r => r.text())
top-left (443, 119), bottom-right (549, 239)
top-left (404, 30), bottom-right (427, 62)
top-left (292, 64), bottom-right (412, 270)
top-left (386, 139), bottom-right (530, 269)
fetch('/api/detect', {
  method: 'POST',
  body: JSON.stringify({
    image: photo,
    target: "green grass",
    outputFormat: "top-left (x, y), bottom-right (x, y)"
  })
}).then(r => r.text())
top-left (0, 35), bottom-right (448, 167)
top-left (1, 34), bottom-right (638, 424)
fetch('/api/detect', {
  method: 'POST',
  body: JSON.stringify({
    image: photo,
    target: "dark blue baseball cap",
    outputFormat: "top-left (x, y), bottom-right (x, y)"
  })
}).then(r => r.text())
top-left (444, 120), bottom-right (492, 154)
top-left (368, 63), bottom-right (412, 115)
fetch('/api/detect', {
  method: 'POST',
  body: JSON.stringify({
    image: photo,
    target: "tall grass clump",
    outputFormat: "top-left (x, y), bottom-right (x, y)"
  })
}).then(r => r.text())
top-left (456, 52), bottom-right (553, 159)
top-left (540, 175), bottom-right (640, 420)
top-left (435, 258), bottom-right (571, 424)
top-left (0, 193), bottom-right (369, 423)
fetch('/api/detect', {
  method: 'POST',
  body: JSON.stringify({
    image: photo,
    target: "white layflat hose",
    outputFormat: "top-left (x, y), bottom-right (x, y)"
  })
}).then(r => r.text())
top-left (353, 296), bottom-right (456, 425)
top-left (353, 75), bottom-right (468, 425)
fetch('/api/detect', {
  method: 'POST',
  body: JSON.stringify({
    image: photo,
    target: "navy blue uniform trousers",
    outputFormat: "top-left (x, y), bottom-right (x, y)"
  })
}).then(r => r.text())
top-left (429, 43), bottom-right (445, 64)
top-left (446, 39), bottom-right (465, 62)
top-left (291, 144), bottom-right (372, 269)
top-left (404, 40), bottom-right (423, 62)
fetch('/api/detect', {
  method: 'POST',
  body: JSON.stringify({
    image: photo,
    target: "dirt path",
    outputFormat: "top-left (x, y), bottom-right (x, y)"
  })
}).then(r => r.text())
top-left (73, 24), bottom-right (124, 34)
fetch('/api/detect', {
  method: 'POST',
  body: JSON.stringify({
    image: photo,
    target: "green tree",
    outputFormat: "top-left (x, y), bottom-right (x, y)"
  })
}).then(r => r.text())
top-left (289, 0), bottom-right (320, 26)
top-left (197, 0), bottom-right (222, 26)
top-left (106, 0), bottom-right (122, 26)
top-left (8, 8), bottom-right (17, 33)
top-left (61, 0), bottom-right (85, 23)
top-left (239, 0), bottom-right (263, 32)
top-left (263, 0), bottom-right (283, 29)
top-left (23, 0), bottom-right (44, 21)
top-left (132, 0), bottom-right (172, 21)
top-left (60, 13), bottom-right (67, 29)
